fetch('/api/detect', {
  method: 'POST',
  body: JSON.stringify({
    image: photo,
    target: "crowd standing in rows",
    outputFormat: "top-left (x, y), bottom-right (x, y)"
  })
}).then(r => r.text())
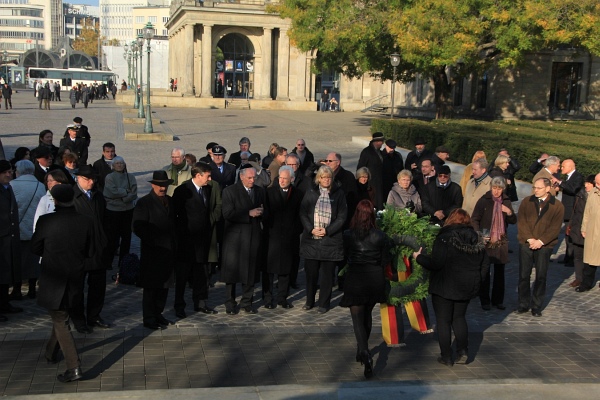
top-left (1, 128), bottom-right (600, 382)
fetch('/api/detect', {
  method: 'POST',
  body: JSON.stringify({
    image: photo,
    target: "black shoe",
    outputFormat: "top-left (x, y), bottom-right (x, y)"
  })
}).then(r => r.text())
top-left (278, 301), bottom-right (294, 309)
top-left (302, 304), bottom-right (313, 310)
top-left (91, 318), bottom-right (111, 329)
top-left (455, 351), bottom-right (468, 365)
top-left (57, 367), bottom-right (83, 383)
top-left (493, 304), bottom-right (506, 310)
top-left (157, 316), bottom-right (173, 326)
top-left (317, 307), bottom-right (329, 314)
top-left (1, 304), bottom-right (23, 313)
top-left (76, 325), bottom-right (93, 334)
top-left (437, 356), bottom-right (453, 367)
top-left (481, 304), bottom-right (491, 311)
top-left (531, 310), bottom-right (542, 317)
top-left (194, 306), bottom-right (218, 314)
top-left (242, 306), bottom-right (257, 314)
top-left (143, 323), bottom-right (164, 330)
top-left (264, 303), bottom-right (275, 309)
top-left (175, 309), bottom-right (187, 319)
top-left (575, 286), bottom-right (590, 292)
top-left (360, 351), bottom-right (374, 378)
top-left (226, 308), bottom-right (238, 315)
top-left (515, 307), bottom-right (529, 314)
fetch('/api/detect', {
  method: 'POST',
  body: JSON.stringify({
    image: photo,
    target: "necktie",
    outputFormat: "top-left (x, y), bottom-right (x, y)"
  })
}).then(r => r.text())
top-left (198, 187), bottom-right (206, 205)
top-left (86, 190), bottom-right (91, 199)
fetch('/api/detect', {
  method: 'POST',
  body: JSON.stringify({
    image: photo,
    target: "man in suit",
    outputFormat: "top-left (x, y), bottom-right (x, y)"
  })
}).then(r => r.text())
top-left (263, 166), bottom-right (303, 309)
top-left (71, 165), bottom-right (110, 333)
top-left (221, 165), bottom-right (268, 314)
top-left (33, 146), bottom-right (54, 184)
top-left (405, 137), bottom-right (434, 181)
top-left (529, 152), bottom-right (549, 175)
top-left (357, 132), bottom-right (385, 209)
top-left (132, 171), bottom-right (178, 330)
top-left (421, 165), bottom-right (463, 224)
top-left (210, 145), bottom-right (236, 190)
top-left (552, 159), bottom-right (583, 266)
top-left (92, 142), bottom-right (117, 192)
top-left (413, 158), bottom-right (436, 195)
top-left (172, 162), bottom-right (221, 318)
top-left (228, 137), bottom-right (251, 168)
top-left (31, 184), bottom-right (93, 383)
top-left (59, 125), bottom-right (89, 166)
top-left (517, 177), bottom-right (564, 317)
top-left (532, 156), bottom-right (561, 196)
top-left (0, 160), bottom-right (23, 322)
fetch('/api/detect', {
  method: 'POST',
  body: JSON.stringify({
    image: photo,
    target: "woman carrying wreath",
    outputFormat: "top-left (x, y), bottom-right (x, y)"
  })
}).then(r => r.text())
top-left (413, 209), bottom-right (488, 366)
top-left (471, 176), bottom-right (516, 311)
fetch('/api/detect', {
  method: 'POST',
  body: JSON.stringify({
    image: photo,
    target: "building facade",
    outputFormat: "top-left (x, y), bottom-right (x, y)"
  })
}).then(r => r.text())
top-left (63, 3), bottom-right (99, 41)
top-left (100, 0), bottom-right (169, 44)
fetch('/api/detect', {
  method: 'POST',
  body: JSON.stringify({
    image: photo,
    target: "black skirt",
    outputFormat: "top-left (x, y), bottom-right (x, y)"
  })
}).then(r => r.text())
top-left (339, 263), bottom-right (386, 307)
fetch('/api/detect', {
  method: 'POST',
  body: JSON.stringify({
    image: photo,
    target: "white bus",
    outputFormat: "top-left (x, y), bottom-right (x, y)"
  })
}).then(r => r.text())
top-left (28, 68), bottom-right (117, 91)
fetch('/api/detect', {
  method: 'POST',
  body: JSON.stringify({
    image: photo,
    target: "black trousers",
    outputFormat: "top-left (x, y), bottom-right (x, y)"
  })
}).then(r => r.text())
top-left (581, 263), bottom-right (599, 290)
top-left (70, 269), bottom-right (107, 328)
top-left (104, 209), bottom-right (134, 265)
top-left (4, 98), bottom-right (11, 109)
top-left (480, 263), bottom-right (505, 306)
top-left (174, 261), bottom-right (210, 311)
top-left (47, 310), bottom-right (80, 369)
top-left (304, 259), bottom-right (336, 309)
top-left (573, 243), bottom-right (584, 282)
top-left (143, 287), bottom-right (168, 325)
top-left (432, 294), bottom-right (470, 360)
top-left (262, 273), bottom-right (290, 305)
top-left (225, 282), bottom-right (254, 310)
top-left (518, 244), bottom-right (552, 311)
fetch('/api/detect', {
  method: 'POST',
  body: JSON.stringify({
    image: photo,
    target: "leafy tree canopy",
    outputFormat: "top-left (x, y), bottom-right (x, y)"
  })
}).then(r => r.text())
top-left (72, 19), bottom-right (102, 57)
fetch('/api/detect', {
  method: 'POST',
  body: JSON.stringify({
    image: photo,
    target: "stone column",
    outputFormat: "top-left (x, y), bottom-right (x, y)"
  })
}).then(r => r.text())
top-left (201, 24), bottom-right (213, 97)
top-left (276, 28), bottom-right (290, 100)
top-left (183, 24), bottom-right (194, 95)
top-left (261, 27), bottom-right (272, 99)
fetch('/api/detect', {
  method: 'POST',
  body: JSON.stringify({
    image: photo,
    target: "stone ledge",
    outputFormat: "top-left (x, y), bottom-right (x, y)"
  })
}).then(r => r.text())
top-left (123, 117), bottom-right (162, 125)
top-left (124, 132), bottom-right (173, 141)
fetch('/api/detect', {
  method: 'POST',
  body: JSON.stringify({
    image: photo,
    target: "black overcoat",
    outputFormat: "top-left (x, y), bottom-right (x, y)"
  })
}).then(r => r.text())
top-left (210, 161), bottom-right (236, 189)
top-left (381, 151), bottom-right (404, 200)
top-left (132, 191), bottom-right (177, 288)
top-left (0, 184), bottom-right (21, 285)
top-left (357, 145), bottom-right (384, 209)
top-left (265, 185), bottom-right (303, 275)
top-left (220, 181), bottom-right (268, 284)
top-left (31, 207), bottom-right (93, 310)
top-left (73, 185), bottom-right (109, 271)
top-left (59, 137), bottom-right (89, 166)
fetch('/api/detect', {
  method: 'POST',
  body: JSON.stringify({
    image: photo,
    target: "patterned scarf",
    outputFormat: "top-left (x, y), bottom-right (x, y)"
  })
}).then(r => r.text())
top-left (313, 187), bottom-right (332, 239)
top-left (489, 195), bottom-right (505, 244)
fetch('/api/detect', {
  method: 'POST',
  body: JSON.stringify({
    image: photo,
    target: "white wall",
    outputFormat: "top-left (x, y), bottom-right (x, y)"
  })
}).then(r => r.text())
top-left (103, 40), bottom-right (169, 89)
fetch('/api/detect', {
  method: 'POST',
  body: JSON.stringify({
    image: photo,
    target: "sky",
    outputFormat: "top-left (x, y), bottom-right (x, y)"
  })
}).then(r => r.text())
top-left (72, 0), bottom-right (99, 6)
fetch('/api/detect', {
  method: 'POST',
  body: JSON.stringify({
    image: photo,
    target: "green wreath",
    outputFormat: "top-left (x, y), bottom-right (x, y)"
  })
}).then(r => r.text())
top-left (377, 206), bottom-right (439, 305)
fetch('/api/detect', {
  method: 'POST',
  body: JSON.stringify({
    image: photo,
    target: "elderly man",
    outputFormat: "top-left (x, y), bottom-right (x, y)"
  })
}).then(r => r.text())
top-left (10, 160), bottom-right (45, 300)
top-left (357, 132), bottom-right (385, 209)
top-left (517, 178), bottom-right (564, 317)
top-left (132, 171), bottom-right (177, 330)
top-left (405, 137), bottom-right (434, 178)
top-left (0, 160), bottom-right (23, 322)
top-left (532, 156), bottom-right (561, 197)
top-left (199, 142), bottom-right (218, 164)
top-left (284, 153), bottom-right (311, 196)
top-left (31, 184), bottom-right (93, 383)
top-left (92, 142), bottom-right (117, 192)
top-left (580, 174), bottom-right (600, 291)
top-left (263, 166), bottom-right (303, 309)
top-left (463, 158), bottom-right (491, 216)
top-left (228, 137), bottom-right (251, 168)
top-left (325, 152), bottom-right (357, 217)
top-left (421, 165), bottom-right (463, 224)
top-left (210, 145), bottom-right (236, 190)
top-left (267, 146), bottom-right (288, 187)
top-left (291, 139), bottom-right (315, 176)
top-left (164, 147), bottom-right (192, 196)
top-left (553, 159), bottom-right (583, 266)
top-left (431, 145), bottom-right (450, 173)
top-left (172, 162), bottom-right (221, 318)
top-left (33, 146), bottom-right (54, 183)
top-left (221, 166), bottom-right (268, 314)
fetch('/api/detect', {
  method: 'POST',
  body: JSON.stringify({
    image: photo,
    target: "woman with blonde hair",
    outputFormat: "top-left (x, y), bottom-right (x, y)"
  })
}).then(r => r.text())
top-left (459, 151), bottom-right (486, 195)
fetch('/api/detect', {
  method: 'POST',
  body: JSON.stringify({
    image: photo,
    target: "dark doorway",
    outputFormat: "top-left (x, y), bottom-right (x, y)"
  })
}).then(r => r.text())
top-left (550, 62), bottom-right (582, 112)
top-left (216, 33), bottom-right (255, 98)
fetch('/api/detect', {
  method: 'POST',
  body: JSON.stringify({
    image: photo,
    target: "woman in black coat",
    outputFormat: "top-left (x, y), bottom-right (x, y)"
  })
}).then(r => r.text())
top-left (471, 176), bottom-right (517, 310)
top-left (414, 209), bottom-right (488, 366)
top-left (568, 175), bottom-right (596, 291)
top-left (341, 199), bottom-right (392, 378)
top-left (299, 165), bottom-right (347, 313)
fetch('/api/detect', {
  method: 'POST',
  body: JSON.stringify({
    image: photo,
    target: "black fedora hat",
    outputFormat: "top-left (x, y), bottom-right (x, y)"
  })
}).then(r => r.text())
top-left (149, 170), bottom-right (174, 187)
top-left (371, 131), bottom-right (385, 142)
top-left (75, 165), bottom-right (97, 180)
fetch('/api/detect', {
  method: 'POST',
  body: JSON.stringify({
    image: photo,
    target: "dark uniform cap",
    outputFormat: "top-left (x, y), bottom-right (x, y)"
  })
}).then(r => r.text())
top-left (211, 145), bottom-right (227, 155)
top-left (438, 165), bottom-right (451, 175)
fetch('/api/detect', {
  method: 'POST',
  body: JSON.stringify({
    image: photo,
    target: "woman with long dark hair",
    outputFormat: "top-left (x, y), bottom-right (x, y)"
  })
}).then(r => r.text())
top-left (413, 209), bottom-right (488, 366)
top-left (341, 199), bottom-right (392, 378)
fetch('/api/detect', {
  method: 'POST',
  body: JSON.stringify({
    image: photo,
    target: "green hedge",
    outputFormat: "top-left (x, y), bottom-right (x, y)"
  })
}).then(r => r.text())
top-left (371, 119), bottom-right (600, 181)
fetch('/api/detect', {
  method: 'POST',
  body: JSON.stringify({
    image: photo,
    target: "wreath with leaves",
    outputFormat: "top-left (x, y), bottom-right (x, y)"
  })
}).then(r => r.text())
top-left (377, 206), bottom-right (439, 305)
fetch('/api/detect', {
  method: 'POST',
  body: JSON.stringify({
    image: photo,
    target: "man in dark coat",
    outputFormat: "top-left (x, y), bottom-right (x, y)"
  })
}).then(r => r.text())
top-left (92, 142), bottom-right (116, 192)
top-left (285, 154), bottom-right (311, 199)
top-left (33, 146), bottom-right (54, 184)
top-left (263, 166), bottom-right (302, 309)
top-left (227, 137), bottom-right (251, 168)
top-left (0, 160), bottom-right (23, 322)
top-left (529, 152), bottom-right (549, 175)
top-left (172, 162), bottom-right (221, 318)
top-left (59, 125), bottom-right (89, 166)
top-left (357, 132), bottom-right (385, 209)
top-left (405, 137), bottom-right (434, 179)
top-left (199, 142), bottom-right (218, 164)
top-left (31, 184), bottom-right (93, 383)
top-left (431, 145), bottom-right (450, 172)
top-left (421, 166), bottom-right (464, 224)
top-left (325, 152), bottom-right (357, 219)
top-left (381, 139), bottom-right (404, 201)
top-left (221, 166), bottom-right (268, 314)
top-left (132, 171), bottom-right (177, 330)
top-left (290, 139), bottom-right (315, 177)
top-left (70, 165), bottom-right (110, 333)
top-left (209, 145), bottom-right (236, 189)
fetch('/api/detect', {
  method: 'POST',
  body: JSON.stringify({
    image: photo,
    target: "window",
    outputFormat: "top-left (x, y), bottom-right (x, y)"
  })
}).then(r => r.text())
top-left (135, 16), bottom-right (144, 24)
top-left (453, 77), bottom-right (463, 107)
top-left (163, 16), bottom-right (169, 23)
top-left (476, 72), bottom-right (488, 109)
top-left (162, 29), bottom-right (168, 36)
top-left (549, 62), bottom-right (582, 112)
top-left (149, 16), bottom-right (157, 23)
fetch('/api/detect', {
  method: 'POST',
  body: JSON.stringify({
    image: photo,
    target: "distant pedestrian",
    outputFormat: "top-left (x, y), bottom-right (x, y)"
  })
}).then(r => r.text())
top-left (1, 83), bottom-right (12, 109)
top-left (69, 86), bottom-right (77, 109)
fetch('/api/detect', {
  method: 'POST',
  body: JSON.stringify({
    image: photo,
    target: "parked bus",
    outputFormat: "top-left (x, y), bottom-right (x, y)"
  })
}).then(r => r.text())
top-left (27, 68), bottom-right (117, 91)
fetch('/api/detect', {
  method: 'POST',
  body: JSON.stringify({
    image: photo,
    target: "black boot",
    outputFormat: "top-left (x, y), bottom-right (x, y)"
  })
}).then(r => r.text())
top-left (57, 367), bottom-right (83, 383)
top-left (360, 351), bottom-right (373, 379)
top-left (27, 279), bottom-right (37, 299)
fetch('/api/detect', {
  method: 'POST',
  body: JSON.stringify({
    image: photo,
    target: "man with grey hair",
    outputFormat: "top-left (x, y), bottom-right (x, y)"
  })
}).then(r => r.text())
top-left (164, 147), bottom-right (192, 197)
top-left (221, 165), bottom-right (268, 314)
top-left (234, 151), bottom-right (252, 183)
top-left (228, 137), bottom-right (251, 168)
top-left (284, 153), bottom-right (311, 196)
top-left (290, 139), bottom-right (314, 176)
top-left (10, 160), bottom-right (45, 300)
top-left (532, 155), bottom-right (561, 197)
top-left (463, 158), bottom-right (491, 216)
top-left (263, 166), bottom-right (302, 309)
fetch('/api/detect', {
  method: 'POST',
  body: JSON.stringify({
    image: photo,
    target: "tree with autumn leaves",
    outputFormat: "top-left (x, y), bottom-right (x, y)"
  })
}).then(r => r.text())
top-left (274, 0), bottom-right (600, 118)
top-left (72, 18), bottom-right (102, 57)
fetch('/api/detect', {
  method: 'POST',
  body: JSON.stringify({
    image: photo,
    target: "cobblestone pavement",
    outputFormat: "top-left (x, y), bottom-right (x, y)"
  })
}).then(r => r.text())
top-left (1, 92), bottom-right (599, 397)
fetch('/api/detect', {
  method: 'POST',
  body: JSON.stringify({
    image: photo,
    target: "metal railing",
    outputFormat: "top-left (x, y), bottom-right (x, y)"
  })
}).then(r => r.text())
top-left (363, 94), bottom-right (390, 111)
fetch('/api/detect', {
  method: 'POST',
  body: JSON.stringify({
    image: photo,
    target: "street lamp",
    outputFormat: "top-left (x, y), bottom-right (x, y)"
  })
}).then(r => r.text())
top-left (122, 43), bottom-right (130, 90)
top-left (390, 53), bottom-right (400, 119)
top-left (2, 50), bottom-right (7, 82)
top-left (132, 42), bottom-right (139, 109)
top-left (137, 34), bottom-right (145, 119)
top-left (143, 22), bottom-right (155, 133)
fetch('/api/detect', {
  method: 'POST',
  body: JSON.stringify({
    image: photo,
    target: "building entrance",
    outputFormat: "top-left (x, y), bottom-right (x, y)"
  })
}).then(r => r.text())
top-left (215, 33), bottom-right (255, 98)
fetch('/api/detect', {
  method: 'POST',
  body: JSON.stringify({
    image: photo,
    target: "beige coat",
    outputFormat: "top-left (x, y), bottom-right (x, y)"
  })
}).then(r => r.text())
top-left (463, 175), bottom-right (491, 216)
top-left (581, 187), bottom-right (600, 266)
top-left (459, 163), bottom-right (473, 196)
top-left (532, 168), bottom-right (558, 197)
top-left (163, 163), bottom-right (192, 197)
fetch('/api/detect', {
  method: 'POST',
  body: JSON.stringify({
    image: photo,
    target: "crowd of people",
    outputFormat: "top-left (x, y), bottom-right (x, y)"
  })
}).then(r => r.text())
top-left (1, 127), bottom-right (600, 382)
top-left (33, 80), bottom-right (117, 110)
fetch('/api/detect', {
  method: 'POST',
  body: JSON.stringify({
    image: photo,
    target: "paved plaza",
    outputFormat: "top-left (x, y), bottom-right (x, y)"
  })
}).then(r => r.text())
top-left (1, 92), bottom-right (600, 398)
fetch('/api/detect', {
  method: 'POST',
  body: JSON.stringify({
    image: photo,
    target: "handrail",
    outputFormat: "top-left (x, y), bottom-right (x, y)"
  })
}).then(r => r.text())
top-left (364, 94), bottom-right (389, 110)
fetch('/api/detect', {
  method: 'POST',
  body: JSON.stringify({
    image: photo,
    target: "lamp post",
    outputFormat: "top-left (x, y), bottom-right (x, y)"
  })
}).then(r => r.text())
top-left (123, 43), bottom-right (130, 90)
top-left (143, 22), bottom-right (154, 133)
top-left (2, 50), bottom-right (7, 82)
top-left (132, 42), bottom-right (139, 109)
top-left (137, 34), bottom-right (145, 119)
top-left (390, 53), bottom-right (400, 119)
